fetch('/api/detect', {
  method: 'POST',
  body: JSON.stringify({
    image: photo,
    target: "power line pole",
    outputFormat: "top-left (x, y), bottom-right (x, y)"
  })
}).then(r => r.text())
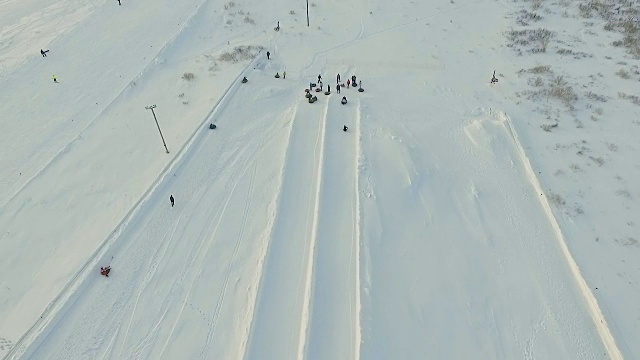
top-left (145, 104), bottom-right (169, 154)
top-left (306, 0), bottom-right (310, 27)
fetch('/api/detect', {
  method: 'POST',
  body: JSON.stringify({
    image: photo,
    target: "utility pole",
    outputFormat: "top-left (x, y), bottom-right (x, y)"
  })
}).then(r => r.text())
top-left (145, 105), bottom-right (169, 154)
top-left (306, 0), bottom-right (309, 27)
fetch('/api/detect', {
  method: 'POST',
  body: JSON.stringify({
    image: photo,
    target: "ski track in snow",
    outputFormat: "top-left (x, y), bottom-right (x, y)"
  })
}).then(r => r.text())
top-left (4, 53), bottom-right (263, 360)
top-left (303, 90), bottom-right (360, 360)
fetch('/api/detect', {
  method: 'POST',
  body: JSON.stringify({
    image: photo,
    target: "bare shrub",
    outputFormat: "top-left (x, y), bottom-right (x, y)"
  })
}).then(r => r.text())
top-left (618, 92), bottom-right (640, 105)
top-left (616, 68), bottom-right (630, 79)
top-left (585, 91), bottom-right (607, 102)
top-left (531, 0), bottom-right (543, 10)
top-left (569, 163), bottom-right (582, 172)
top-left (531, 76), bottom-right (544, 86)
top-left (578, 3), bottom-right (592, 18)
top-left (517, 10), bottom-right (542, 25)
top-left (182, 72), bottom-right (195, 81)
top-left (244, 16), bottom-right (255, 24)
top-left (589, 156), bottom-right (605, 166)
top-left (217, 45), bottom-right (264, 63)
top-left (541, 123), bottom-right (558, 131)
top-left (531, 28), bottom-right (554, 52)
top-left (224, 1), bottom-right (236, 10)
top-left (594, 107), bottom-right (603, 115)
top-left (547, 192), bottom-right (566, 206)
top-left (506, 28), bottom-right (554, 52)
top-left (289, 10), bottom-right (296, 15)
top-left (530, 65), bottom-right (551, 73)
top-left (549, 76), bottom-right (577, 104)
top-left (616, 189), bottom-right (632, 199)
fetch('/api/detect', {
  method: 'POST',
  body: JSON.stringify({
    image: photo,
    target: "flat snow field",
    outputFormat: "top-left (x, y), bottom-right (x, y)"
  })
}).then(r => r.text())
top-left (1, 0), bottom-right (638, 358)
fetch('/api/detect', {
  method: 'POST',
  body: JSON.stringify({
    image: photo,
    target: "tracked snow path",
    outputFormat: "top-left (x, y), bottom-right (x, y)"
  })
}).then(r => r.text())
top-left (303, 96), bottom-right (361, 360)
top-left (244, 97), bottom-right (328, 360)
top-left (14, 70), bottom-right (297, 359)
top-left (357, 99), bottom-right (609, 358)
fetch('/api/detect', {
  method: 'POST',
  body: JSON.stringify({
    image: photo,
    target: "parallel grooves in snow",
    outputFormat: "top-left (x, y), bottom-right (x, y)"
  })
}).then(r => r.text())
top-left (3, 54), bottom-right (261, 360)
top-left (297, 98), bottom-right (329, 360)
top-left (501, 112), bottom-right (623, 360)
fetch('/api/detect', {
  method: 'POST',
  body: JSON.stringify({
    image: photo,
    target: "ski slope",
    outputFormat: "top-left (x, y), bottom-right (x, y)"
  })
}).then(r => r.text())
top-left (2, 0), bottom-right (638, 358)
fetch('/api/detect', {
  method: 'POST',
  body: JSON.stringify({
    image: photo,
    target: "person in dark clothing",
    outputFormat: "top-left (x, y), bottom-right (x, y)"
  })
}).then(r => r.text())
top-left (318, 74), bottom-right (322, 82)
top-left (343, 125), bottom-right (348, 132)
top-left (40, 49), bottom-right (48, 57)
top-left (337, 74), bottom-right (340, 83)
top-left (328, 85), bottom-right (331, 93)
top-left (117, 0), bottom-right (121, 4)
top-left (170, 195), bottom-right (175, 207)
top-left (337, 84), bottom-right (340, 93)
top-left (267, 51), bottom-right (271, 60)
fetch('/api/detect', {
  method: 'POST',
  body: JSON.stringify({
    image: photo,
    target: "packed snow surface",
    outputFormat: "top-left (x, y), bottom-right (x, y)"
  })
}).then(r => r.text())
top-left (1, 0), bottom-right (639, 358)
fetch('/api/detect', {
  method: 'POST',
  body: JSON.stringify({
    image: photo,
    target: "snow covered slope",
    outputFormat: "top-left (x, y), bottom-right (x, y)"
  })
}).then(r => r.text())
top-left (1, 0), bottom-right (638, 358)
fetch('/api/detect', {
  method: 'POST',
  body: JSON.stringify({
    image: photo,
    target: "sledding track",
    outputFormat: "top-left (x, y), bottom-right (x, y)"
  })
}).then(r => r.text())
top-left (11, 60), bottom-right (300, 360)
top-left (243, 92), bottom-right (329, 360)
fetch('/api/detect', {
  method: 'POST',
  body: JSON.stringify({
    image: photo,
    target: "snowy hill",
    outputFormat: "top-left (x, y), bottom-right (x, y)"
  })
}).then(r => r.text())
top-left (1, 0), bottom-right (638, 358)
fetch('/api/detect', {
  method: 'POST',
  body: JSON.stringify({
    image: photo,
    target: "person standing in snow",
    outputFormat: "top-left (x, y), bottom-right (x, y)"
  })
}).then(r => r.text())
top-left (318, 74), bottom-right (322, 82)
top-left (52, 75), bottom-right (57, 83)
top-left (117, 0), bottom-right (121, 4)
top-left (267, 51), bottom-right (271, 60)
top-left (343, 125), bottom-right (348, 132)
top-left (336, 73), bottom-right (340, 83)
top-left (283, 71), bottom-right (286, 79)
top-left (170, 195), bottom-right (174, 207)
top-left (337, 84), bottom-right (340, 93)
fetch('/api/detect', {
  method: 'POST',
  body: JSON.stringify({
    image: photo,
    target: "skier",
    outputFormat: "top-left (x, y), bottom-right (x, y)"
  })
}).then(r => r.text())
top-left (347, 79), bottom-right (350, 88)
top-left (267, 51), bottom-right (271, 60)
top-left (40, 49), bottom-right (48, 57)
top-left (343, 125), bottom-right (348, 132)
top-left (100, 266), bottom-right (111, 277)
top-left (337, 73), bottom-right (341, 83)
top-left (52, 75), bottom-right (57, 83)
top-left (170, 195), bottom-right (174, 207)
top-left (318, 74), bottom-right (322, 82)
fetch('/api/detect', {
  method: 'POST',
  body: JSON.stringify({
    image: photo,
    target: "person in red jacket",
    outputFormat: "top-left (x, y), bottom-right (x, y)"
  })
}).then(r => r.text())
top-left (100, 266), bottom-right (111, 277)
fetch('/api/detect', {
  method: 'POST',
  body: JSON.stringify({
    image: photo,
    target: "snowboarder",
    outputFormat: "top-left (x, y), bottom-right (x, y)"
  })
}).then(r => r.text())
top-left (170, 195), bottom-right (174, 207)
top-left (343, 125), bottom-right (348, 132)
top-left (283, 71), bottom-right (286, 79)
top-left (40, 49), bottom-right (48, 57)
top-left (337, 73), bottom-right (341, 83)
top-left (341, 96), bottom-right (347, 105)
top-left (267, 51), bottom-right (271, 60)
top-left (52, 75), bottom-right (57, 83)
top-left (347, 79), bottom-right (350, 88)
top-left (100, 266), bottom-right (111, 277)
